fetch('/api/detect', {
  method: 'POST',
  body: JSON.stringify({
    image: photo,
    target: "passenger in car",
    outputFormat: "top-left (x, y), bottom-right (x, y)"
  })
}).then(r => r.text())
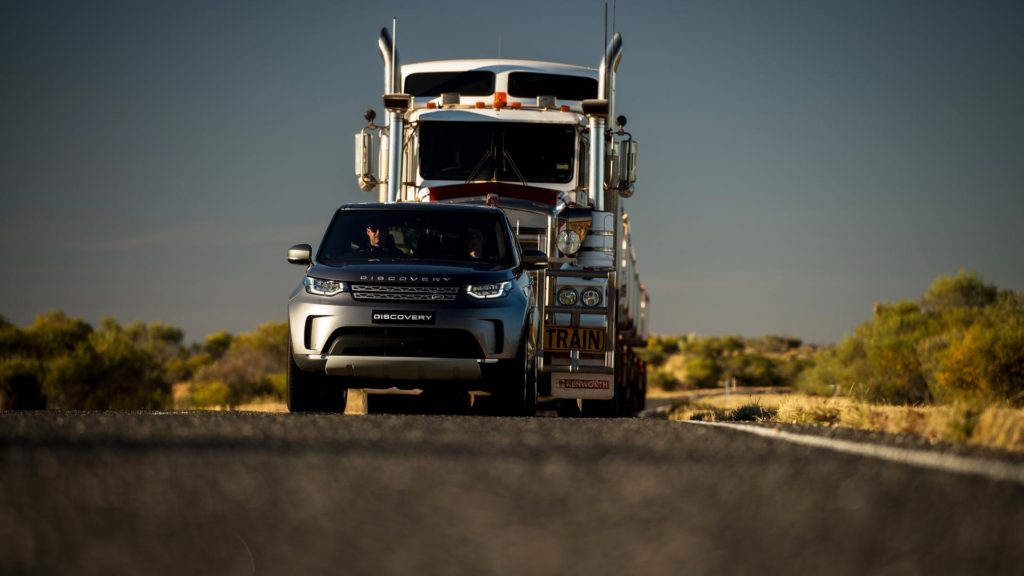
top-left (465, 228), bottom-right (485, 259)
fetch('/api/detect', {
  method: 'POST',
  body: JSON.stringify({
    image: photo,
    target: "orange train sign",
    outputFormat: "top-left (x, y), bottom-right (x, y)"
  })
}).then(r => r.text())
top-left (543, 327), bottom-right (606, 353)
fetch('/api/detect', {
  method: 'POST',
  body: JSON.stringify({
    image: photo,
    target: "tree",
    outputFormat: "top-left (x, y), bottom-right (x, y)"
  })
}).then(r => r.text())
top-left (922, 270), bottom-right (999, 312)
top-left (191, 322), bottom-right (289, 407)
top-left (42, 319), bottom-right (170, 410)
top-left (802, 271), bottom-right (1024, 405)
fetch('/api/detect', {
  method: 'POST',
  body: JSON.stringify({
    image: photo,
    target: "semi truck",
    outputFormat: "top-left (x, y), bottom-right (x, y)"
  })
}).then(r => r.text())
top-left (287, 23), bottom-right (649, 415)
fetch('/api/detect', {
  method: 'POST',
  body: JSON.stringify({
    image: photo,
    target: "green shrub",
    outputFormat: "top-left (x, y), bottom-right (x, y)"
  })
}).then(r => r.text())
top-left (190, 380), bottom-right (231, 408)
top-left (192, 322), bottom-right (288, 405)
top-left (647, 369), bottom-right (682, 391)
top-left (683, 355), bottom-right (721, 388)
top-left (801, 271), bottom-right (1024, 406)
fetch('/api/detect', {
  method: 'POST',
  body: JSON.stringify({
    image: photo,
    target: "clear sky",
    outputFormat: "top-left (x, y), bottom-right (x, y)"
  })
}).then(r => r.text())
top-left (2, 0), bottom-right (1022, 344)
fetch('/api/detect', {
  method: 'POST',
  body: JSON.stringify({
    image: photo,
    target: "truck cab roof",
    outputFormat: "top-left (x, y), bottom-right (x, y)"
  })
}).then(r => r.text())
top-left (401, 60), bottom-right (599, 113)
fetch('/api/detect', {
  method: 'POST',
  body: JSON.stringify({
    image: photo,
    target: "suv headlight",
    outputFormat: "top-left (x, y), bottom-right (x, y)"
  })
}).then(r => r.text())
top-left (580, 287), bottom-right (602, 307)
top-left (556, 229), bottom-right (582, 256)
top-left (466, 281), bottom-right (512, 299)
top-left (304, 276), bottom-right (345, 296)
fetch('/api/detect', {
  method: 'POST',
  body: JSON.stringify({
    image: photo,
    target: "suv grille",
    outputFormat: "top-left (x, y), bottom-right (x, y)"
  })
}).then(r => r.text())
top-left (327, 328), bottom-right (484, 358)
top-left (351, 284), bottom-right (460, 302)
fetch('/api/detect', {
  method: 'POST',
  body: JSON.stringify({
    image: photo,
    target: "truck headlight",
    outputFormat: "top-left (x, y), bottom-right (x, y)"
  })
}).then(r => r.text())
top-left (580, 287), bottom-right (602, 307)
top-left (556, 229), bottom-right (582, 255)
top-left (304, 276), bottom-right (345, 296)
top-left (466, 281), bottom-right (512, 299)
top-left (557, 287), bottom-right (578, 306)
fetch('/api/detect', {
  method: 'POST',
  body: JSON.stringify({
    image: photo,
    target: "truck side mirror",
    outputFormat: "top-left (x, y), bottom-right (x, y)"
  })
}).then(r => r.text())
top-left (521, 249), bottom-right (549, 270)
top-left (288, 244), bottom-right (312, 266)
top-left (355, 128), bottom-right (378, 193)
top-left (616, 139), bottom-right (638, 198)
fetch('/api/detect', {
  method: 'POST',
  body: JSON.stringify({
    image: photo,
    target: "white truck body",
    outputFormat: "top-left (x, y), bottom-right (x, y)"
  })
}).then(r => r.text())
top-left (355, 24), bottom-right (649, 414)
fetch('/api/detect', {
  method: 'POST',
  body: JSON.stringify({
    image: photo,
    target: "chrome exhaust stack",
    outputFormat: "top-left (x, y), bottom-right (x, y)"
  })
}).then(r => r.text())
top-left (379, 21), bottom-right (404, 203)
top-left (586, 32), bottom-right (622, 211)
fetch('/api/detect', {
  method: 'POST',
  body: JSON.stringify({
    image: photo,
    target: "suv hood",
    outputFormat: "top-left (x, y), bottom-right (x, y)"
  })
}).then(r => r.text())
top-left (307, 262), bottom-right (514, 285)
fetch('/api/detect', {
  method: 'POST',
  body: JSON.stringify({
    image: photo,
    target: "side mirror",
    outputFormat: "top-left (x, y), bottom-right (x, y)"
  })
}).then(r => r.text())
top-left (355, 127), bottom-right (377, 193)
top-left (288, 244), bottom-right (312, 266)
top-left (616, 139), bottom-right (638, 198)
top-left (521, 249), bottom-right (549, 271)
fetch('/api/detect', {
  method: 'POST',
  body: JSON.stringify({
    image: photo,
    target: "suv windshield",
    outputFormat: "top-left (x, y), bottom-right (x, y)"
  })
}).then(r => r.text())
top-left (419, 121), bottom-right (575, 183)
top-left (318, 210), bottom-right (516, 267)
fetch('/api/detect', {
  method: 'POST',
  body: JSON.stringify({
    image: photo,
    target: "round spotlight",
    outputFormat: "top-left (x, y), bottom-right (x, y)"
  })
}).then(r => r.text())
top-left (557, 287), bottom-right (578, 306)
top-left (556, 229), bottom-right (582, 255)
top-left (580, 288), bottom-right (602, 307)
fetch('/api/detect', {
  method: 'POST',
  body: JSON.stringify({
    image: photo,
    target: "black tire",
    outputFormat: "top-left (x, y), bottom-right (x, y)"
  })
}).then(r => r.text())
top-left (287, 339), bottom-right (347, 413)
top-left (318, 377), bottom-right (348, 413)
top-left (494, 338), bottom-right (537, 416)
top-left (555, 399), bottom-right (583, 417)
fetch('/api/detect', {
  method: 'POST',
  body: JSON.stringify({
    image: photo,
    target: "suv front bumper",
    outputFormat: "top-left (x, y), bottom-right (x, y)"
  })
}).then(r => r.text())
top-left (288, 287), bottom-right (529, 381)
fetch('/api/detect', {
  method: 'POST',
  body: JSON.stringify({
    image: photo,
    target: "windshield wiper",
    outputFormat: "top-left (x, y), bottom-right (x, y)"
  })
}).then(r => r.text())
top-left (465, 145), bottom-right (495, 183)
top-left (501, 133), bottom-right (528, 187)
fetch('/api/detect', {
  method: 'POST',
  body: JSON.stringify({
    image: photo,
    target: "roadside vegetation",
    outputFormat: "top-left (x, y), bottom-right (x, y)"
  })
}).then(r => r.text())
top-left (667, 394), bottom-right (1023, 452)
top-left (636, 333), bottom-right (818, 391)
top-left (0, 312), bottom-right (287, 410)
top-left (642, 270), bottom-right (1024, 452)
top-left (4, 270), bottom-right (1021, 448)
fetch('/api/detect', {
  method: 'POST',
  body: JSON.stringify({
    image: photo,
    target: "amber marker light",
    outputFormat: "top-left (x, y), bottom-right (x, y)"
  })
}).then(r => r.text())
top-left (475, 101), bottom-right (485, 109)
top-left (560, 105), bottom-right (570, 112)
top-left (493, 91), bottom-right (507, 109)
top-left (426, 101), bottom-right (437, 109)
top-left (510, 101), bottom-right (522, 110)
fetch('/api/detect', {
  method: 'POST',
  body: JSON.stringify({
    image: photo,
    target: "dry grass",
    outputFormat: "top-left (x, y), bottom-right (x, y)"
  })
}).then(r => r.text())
top-left (669, 390), bottom-right (1024, 453)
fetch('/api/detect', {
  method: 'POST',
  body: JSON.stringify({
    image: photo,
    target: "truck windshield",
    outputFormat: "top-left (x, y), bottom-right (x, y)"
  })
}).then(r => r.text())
top-left (318, 210), bottom-right (516, 267)
top-left (419, 121), bottom-right (575, 183)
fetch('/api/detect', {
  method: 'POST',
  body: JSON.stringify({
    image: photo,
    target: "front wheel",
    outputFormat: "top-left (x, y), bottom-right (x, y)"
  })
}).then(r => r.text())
top-left (494, 338), bottom-right (537, 416)
top-left (287, 340), bottom-right (347, 413)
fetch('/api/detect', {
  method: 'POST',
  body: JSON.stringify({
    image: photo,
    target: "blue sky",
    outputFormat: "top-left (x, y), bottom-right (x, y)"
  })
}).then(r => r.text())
top-left (2, 0), bottom-right (1022, 344)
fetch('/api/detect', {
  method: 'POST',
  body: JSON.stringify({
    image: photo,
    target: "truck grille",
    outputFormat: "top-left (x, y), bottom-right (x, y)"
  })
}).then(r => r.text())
top-left (351, 284), bottom-right (460, 302)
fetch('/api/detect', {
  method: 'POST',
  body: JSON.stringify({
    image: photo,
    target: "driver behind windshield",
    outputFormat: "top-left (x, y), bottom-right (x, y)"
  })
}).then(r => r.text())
top-left (363, 223), bottom-right (396, 254)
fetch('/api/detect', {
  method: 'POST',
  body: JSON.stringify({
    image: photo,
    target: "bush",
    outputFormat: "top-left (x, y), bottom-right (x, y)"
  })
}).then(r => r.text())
top-left (646, 369), bottom-right (679, 391)
top-left (801, 271), bottom-right (1024, 406)
top-left (192, 322), bottom-right (288, 406)
top-left (41, 319), bottom-right (170, 410)
top-left (190, 379), bottom-right (231, 408)
top-left (683, 355), bottom-right (721, 388)
top-left (0, 312), bottom-right (295, 410)
top-left (0, 356), bottom-right (46, 410)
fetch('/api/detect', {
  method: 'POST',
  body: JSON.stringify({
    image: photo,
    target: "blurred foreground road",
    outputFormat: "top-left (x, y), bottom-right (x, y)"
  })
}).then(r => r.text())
top-left (1, 411), bottom-right (1022, 575)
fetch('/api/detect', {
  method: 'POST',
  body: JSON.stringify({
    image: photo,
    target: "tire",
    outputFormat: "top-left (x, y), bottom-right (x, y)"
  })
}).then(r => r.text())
top-left (494, 338), bottom-right (537, 416)
top-left (555, 399), bottom-right (583, 417)
top-left (287, 339), bottom-right (347, 413)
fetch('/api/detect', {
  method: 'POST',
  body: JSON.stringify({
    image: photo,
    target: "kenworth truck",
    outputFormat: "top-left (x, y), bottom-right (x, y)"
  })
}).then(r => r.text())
top-left (287, 23), bottom-right (649, 415)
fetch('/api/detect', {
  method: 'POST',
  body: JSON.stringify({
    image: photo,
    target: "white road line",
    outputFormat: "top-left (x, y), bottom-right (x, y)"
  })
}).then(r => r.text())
top-left (683, 420), bottom-right (1024, 485)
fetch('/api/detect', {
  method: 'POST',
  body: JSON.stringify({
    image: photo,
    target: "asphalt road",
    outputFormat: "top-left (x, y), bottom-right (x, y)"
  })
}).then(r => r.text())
top-left (1, 411), bottom-right (1022, 575)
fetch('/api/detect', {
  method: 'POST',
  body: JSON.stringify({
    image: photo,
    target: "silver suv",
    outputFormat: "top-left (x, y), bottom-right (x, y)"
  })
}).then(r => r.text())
top-left (287, 203), bottom-right (548, 414)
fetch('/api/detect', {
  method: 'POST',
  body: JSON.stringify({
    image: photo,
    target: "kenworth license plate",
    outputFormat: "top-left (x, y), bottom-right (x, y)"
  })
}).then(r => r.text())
top-left (543, 327), bottom-right (606, 353)
top-left (371, 310), bottom-right (435, 324)
top-left (550, 372), bottom-right (614, 400)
